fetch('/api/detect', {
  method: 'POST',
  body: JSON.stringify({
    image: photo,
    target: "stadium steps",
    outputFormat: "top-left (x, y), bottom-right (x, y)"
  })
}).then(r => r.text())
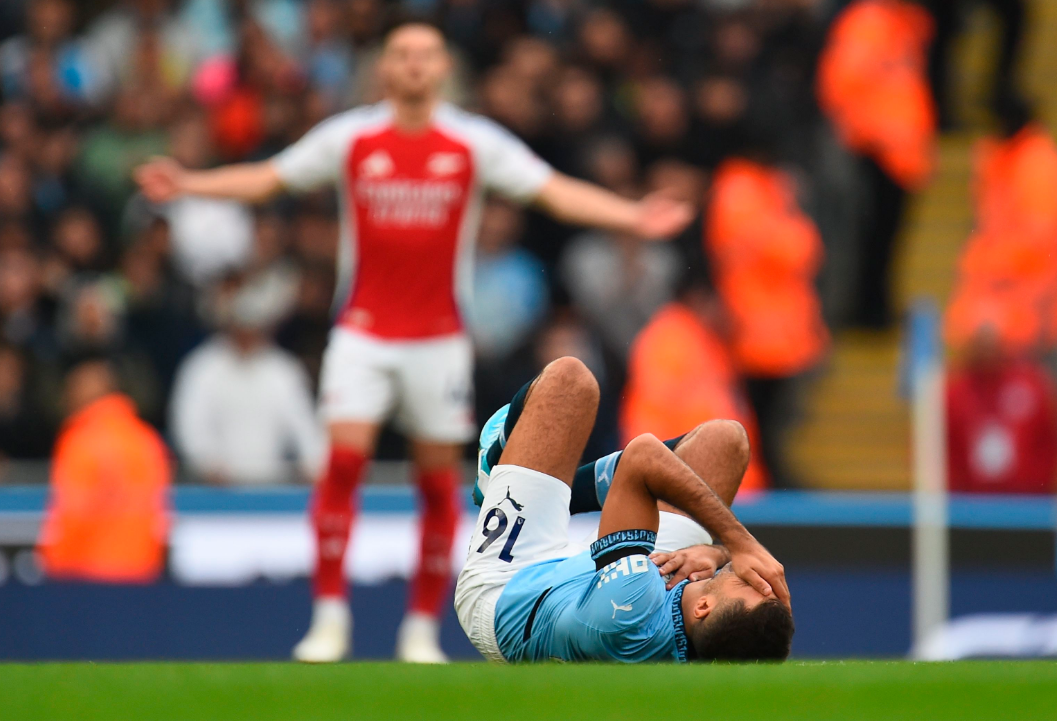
top-left (786, 1), bottom-right (1057, 490)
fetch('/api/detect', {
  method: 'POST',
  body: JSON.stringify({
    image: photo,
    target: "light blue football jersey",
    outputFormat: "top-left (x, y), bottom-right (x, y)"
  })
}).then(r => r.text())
top-left (492, 532), bottom-right (691, 663)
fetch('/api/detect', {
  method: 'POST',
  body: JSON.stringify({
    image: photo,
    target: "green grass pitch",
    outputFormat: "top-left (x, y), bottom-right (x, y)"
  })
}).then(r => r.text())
top-left (4, 661), bottom-right (1056, 720)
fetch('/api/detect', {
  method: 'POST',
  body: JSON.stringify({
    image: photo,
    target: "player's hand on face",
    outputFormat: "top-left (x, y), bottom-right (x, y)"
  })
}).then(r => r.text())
top-left (632, 192), bottom-right (693, 240)
top-left (134, 157), bottom-right (185, 203)
top-left (650, 545), bottom-right (731, 591)
top-left (726, 536), bottom-right (790, 607)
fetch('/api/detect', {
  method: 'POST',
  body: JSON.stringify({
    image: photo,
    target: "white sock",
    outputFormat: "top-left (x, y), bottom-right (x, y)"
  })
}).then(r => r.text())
top-left (312, 597), bottom-right (351, 627)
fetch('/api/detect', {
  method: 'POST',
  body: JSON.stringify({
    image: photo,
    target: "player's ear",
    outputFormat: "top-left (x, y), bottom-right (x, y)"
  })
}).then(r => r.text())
top-left (692, 593), bottom-right (715, 621)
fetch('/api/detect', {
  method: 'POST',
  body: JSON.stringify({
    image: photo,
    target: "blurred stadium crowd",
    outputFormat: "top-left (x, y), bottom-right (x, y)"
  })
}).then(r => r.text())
top-left (0, 0), bottom-right (1053, 494)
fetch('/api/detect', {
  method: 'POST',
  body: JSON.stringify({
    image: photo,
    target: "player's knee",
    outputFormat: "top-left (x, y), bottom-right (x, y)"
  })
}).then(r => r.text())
top-left (544, 356), bottom-right (599, 405)
top-left (623, 433), bottom-right (665, 466)
top-left (701, 419), bottom-right (750, 470)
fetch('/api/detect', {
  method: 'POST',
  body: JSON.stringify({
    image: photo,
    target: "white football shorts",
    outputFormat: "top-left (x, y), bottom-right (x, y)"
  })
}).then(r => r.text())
top-left (318, 326), bottom-right (475, 443)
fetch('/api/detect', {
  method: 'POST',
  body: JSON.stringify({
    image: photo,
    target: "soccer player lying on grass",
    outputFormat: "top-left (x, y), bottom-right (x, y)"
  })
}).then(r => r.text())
top-left (455, 357), bottom-right (794, 663)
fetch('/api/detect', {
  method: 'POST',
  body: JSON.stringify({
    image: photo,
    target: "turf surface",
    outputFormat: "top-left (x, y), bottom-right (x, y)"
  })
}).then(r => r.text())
top-left (4, 661), bottom-right (1056, 720)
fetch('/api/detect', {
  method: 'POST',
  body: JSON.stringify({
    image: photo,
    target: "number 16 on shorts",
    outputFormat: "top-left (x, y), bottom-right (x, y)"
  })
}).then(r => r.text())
top-left (476, 507), bottom-right (526, 563)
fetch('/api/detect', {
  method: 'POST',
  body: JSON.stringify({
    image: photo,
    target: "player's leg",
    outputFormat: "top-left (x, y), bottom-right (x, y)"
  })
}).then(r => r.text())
top-left (453, 358), bottom-right (600, 661)
top-left (399, 439), bottom-right (462, 663)
top-left (667, 419), bottom-right (750, 508)
top-left (294, 419), bottom-right (380, 663)
top-left (570, 419), bottom-right (750, 514)
top-left (294, 329), bottom-right (394, 663)
top-left (395, 334), bottom-right (474, 663)
top-left (498, 356), bottom-right (599, 485)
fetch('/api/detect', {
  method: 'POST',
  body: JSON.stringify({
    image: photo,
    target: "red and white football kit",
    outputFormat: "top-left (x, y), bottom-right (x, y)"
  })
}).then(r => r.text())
top-left (274, 101), bottom-right (553, 442)
top-left (273, 102), bottom-right (553, 622)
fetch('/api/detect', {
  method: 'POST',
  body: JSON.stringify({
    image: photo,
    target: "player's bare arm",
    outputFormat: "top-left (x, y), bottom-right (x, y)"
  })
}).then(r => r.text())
top-left (601, 433), bottom-right (790, 605)
top-left (649, 421), bottom-right (745, 588)
top-left (134, 157), bottom-right (284, 205)
top-left (533, 172), bottom-right (693, 240)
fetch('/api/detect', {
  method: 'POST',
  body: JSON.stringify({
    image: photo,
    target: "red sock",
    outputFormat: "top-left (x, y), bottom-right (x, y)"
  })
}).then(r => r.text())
top-left (408, 467), bottom-right (461, 616)
top-left (310, 447), bottom-right (368, 599)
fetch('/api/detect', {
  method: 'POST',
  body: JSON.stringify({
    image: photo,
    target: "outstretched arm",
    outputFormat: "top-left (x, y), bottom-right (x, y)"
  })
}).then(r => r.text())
top-left (600, 433), bottom-right (789, 604)
top-left (533, 173), bottom-right (692, 240)
top-left (134, 158), bottom-right (285, 205)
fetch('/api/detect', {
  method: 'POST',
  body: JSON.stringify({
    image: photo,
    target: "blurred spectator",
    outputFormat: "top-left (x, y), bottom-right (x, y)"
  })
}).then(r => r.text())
top-left (164, 112), bottom-right (256, 284)
top-left (301, 0), bottom-right (355, 111)
top-left (621, 285), bottom-right (767, 494)
top-left (706, 156), bottom-right (828, 487)
top-left (0, 343), bottom-right (52, 461)
top-left (817, 0), bottom-right (937, 328)
top-left (201, 18), bottom-right (304, 162)
top-left (547, 66), bottom-right (610, 178)
top-left (32, 126), bottom-right (79, 215)
top-left (84, 0), bottom-right (201, 100)
top-left (470, 198), bottom-right (549, 424)
top-left (947, 327), bottom-right (1057, 495)
top-left (47, 206), bottom-right (108, 280)
top-left (632, 76), bottom-right (691, 170)
top-left (470, 198), bottom-right (548, 363)
top-left (929, 0), bottom-right (1026, 129)
top-left (56, 278), bottom-right (162, 424)
top-left (945, 98), bottom-right (1057, 356)
top-left (170, 278), bottom-right (323, 485)
top-left (0, 0), bottom-right (95, 106)
top-left (691, 75), bottom-right (749, 170)
top-left (560, 225), bottom-right (680, 360)
top-left (0, 152), bottom-right (38, 229)
top-left (37, 358), bottom-right (171, 583)
top-left (0, 102), bottom-right (37, 163)
top-left (577, 8), bottom-right (633, 84)
top-left (179, 0), bottom-right (306, 61)
top-left (0, 246), bottom-right (54, 354)
top-left (0, 0), bottom-right (884, 478)
top-left (276, 260), bottom-right (335, 387)
top-left (76, 83), bottom-right (170, 224)
top-left (244, 210), bottom-right (300, 319)
top-left (115, 218), bottom-right (203, 399)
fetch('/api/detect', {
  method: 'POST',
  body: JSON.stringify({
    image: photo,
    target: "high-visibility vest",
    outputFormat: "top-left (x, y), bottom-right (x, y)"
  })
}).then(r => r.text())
top-left (945, 125), bottom-right (1057, 354)
top-left (817, 0), bottom-right (937, 189)
top-left (974, 124), bottom-right (1057, 241)
top-left (621, 303), bottom-right (768, 493)
top-left (38, 394), bottom-right (171, 583)
top-left (706, 159), bottom-right (829, 378)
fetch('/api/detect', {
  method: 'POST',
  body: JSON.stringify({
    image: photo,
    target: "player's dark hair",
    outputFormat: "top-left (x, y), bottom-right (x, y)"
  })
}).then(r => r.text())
top-left (690, 599), bottom-right (794, 662)
top-left (382, 15), bottom-right (447, 45)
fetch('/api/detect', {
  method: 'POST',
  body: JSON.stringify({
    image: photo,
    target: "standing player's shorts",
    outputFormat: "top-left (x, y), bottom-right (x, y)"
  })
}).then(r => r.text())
top-left (318, 326), bottom-right (475, 443)
top-left (455, 464), bottom-right (573, 662)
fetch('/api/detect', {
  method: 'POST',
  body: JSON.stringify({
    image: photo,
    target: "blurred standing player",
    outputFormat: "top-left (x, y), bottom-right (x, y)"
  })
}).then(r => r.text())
top-left (135, 22), bottom-right (691, 663)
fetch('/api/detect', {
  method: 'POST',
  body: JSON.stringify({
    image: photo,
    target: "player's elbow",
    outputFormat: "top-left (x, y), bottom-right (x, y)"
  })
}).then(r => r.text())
top-left (249, 162), bottom-right (286, 203)
top-left (533, 174), bottom-right (576, 220)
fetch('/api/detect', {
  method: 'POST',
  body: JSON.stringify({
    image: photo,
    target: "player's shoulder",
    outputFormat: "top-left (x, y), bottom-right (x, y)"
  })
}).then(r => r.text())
top-left (434, 102), bottom-right (522, 148)
top-left (570, 553), bottom-right (671, 655)
top-left (310, 102), bottom-right (395, 140)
